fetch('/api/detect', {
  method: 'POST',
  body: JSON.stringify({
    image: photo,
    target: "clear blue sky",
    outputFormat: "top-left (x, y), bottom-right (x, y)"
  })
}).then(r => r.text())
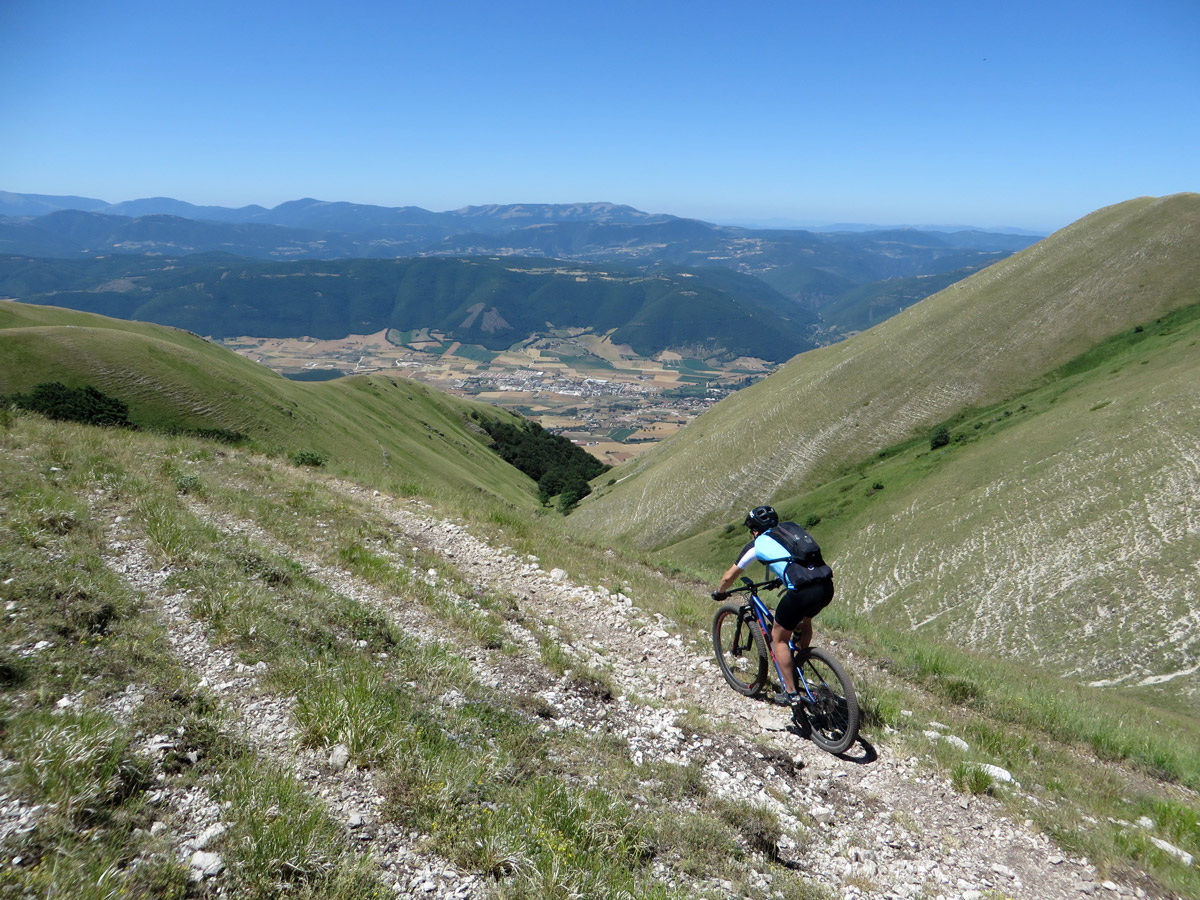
top-left (2, 0), bottom-right (1197, 231)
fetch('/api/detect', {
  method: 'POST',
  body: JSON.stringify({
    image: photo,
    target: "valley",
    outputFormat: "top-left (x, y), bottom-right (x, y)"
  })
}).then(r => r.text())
top-left (221, 327), bottom-right (775, 463)
top-left (2, 193), bottom-right (1199, 899)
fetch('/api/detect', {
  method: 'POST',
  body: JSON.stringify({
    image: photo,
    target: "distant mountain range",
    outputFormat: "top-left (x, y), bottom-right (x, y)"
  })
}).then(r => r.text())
top-left (716, 217), bottom-right (1047, 235)
top-left (0, 192), bottom-right (1042, 339)
top-left (0, 254), bottom-right (820, 362)
top-left (0, 192), bottom-right (675, 235)
top-left (0, 190), bottom-right (1043, 236)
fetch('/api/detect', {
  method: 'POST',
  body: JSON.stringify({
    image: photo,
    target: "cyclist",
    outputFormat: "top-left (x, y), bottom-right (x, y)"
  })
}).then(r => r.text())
top-left (711, 505), bottom-right (834, 706)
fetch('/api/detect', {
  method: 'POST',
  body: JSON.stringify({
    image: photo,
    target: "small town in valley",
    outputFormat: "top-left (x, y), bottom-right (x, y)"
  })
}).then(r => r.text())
top-left (220, 327), bottom-right (774, 463)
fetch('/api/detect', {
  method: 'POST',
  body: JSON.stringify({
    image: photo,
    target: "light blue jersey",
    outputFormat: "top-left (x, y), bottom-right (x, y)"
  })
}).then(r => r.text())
top-left (736, 533), bottom-right (799, 588)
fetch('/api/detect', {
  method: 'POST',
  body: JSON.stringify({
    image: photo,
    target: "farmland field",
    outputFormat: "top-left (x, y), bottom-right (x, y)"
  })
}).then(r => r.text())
top-left (221, 328), bottom-right (774, 463)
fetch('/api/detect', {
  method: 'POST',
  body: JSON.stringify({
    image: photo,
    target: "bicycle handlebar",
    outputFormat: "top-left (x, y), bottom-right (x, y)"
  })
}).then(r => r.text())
top-left (711, 577), bottom-right (782, 601)
top-left (735, 577), bottom-right (782, 592)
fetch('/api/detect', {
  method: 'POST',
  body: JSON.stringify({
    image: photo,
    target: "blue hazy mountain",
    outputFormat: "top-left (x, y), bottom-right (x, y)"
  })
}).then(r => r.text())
top-left (0, 191), bottom-right (1043, 337)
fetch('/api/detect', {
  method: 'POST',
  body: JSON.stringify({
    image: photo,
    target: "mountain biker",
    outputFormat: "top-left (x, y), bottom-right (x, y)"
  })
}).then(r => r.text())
top-left (711, 505), bottom-right (834, 707)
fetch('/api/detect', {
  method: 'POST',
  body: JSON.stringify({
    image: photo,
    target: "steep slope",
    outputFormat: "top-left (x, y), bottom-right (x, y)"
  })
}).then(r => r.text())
top-left (665, 298), bottom-right (1200, 704)
top-left (8, 412), bottom-right (1195, 899)
top-left (570, 194), bottom-right (1200, 547)
top-left (0, 301), bottom-right (538, 507)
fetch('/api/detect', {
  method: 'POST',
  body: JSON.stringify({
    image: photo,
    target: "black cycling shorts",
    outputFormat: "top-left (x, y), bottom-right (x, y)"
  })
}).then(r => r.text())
top-left (775, 579), bottom-right (834, 632)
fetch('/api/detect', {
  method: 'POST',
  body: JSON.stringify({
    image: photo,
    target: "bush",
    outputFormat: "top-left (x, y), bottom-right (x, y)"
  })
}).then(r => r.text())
top-left (289, 450), bottom-right (328, 467)
top-left (715, 797), bottom-right (781, 860)
top-left (473, 414), bottom-right (609, 511)
top-left (175, 426), bottom-right (248, 445)
top-left (930, 424), bottom-right (950, 450)
top-left (937, 675), bottom-right (981, 704)
top-left (952, 762), bottom-right (995, 796)
top-left (5, 382), bottom-right (131, 428)
top-left (175, 474), bottom-right (203, 496)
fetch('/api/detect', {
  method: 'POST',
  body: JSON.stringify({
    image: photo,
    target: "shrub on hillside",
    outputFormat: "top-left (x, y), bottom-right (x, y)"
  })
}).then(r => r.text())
top-left (930, 424), bottom-right (950, 450)
top-left (289, 449), bottom-right (328, 467)
top-left (5, 382), bottom-right (131, 428)
top-left (472, 413), bottom-right (609, 512)
top-left (170, 426), bottom-right (249, 445)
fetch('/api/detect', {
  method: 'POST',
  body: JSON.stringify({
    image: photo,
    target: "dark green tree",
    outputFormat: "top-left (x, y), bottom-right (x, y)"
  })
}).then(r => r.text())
top-left (474, 414), bottom-right (609, 512)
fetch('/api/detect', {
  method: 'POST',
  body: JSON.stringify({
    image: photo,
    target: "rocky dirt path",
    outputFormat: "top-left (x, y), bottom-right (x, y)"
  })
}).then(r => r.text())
top-left (102, 513), bottom-right (486, 897)
top-left (324, 481), bottom-right (1148, 900)
top-left (98, 471), bottom-right (1154, 900)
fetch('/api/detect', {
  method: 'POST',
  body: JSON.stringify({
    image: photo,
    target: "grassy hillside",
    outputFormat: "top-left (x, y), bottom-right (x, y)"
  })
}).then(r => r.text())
top-left (0, 301), bottom-right (538, 508)
top-left (570, 194), bottom-right (1200, 548)
top-left (663, 297), bottom-right (1200, 705)
top-left (3, 400), bottom-right (1198, 899)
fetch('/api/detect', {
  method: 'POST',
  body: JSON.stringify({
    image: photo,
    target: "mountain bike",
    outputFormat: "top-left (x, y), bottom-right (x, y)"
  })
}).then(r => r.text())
top-left (712, 577), bottom-right (859, 754)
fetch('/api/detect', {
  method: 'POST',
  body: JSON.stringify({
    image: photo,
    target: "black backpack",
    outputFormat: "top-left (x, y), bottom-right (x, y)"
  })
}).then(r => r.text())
top-left (765, 521), bottom-right (832, 587)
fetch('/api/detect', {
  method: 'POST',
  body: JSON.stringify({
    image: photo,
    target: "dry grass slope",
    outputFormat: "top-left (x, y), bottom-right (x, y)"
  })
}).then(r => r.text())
top-left (0, 301), bottom-right (540, 508)
top-left (570, 194), bottom-right (1200, 548)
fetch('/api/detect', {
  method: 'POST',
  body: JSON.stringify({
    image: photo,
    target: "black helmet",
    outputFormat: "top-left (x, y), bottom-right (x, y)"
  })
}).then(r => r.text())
top-left (744, 505), bottom-right (778, 532)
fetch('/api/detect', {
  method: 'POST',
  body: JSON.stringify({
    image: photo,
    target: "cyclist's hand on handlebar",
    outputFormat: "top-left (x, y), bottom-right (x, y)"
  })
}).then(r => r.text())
top-left (710, 590), bottom-right (729, 602)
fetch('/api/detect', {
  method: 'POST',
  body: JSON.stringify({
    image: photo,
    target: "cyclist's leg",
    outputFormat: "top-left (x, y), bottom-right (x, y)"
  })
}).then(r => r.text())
top-left (770, 622), bottom-right (798, 693)
top-left (794, 616), bottom-right (813, 649)
top-left (773, 588), bottom-right (805, 694)
top-left (791, 581), bottom-right (833, 650)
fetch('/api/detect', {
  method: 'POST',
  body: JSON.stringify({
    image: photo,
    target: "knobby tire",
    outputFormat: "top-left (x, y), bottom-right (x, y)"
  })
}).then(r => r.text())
top-left (713, 603), bottom-right (768, 696)
top-left (795, 647), bottom-right (859, 754)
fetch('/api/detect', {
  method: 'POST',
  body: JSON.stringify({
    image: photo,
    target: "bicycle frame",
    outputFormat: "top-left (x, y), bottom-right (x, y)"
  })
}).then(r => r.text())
top-left (742, 581), bottom-right (819, 704)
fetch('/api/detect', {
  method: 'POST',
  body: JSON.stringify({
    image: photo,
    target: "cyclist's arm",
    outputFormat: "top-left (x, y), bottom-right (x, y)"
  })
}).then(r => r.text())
top-left (715, 562), bottom-right (744, 594)
top-left (715, 545), bottom-right (760, 593)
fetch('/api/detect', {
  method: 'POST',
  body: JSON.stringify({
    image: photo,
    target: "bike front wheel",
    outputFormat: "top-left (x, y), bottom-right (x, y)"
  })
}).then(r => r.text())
top-left (796, 647), bottom-right (859, 754)
top-left (713, 603), bottom-right (768, 696)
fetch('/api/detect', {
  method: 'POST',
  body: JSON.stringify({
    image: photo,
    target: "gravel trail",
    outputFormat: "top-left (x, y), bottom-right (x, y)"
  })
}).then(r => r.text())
top-left (90, 476), bottom-right (1153, 899)
top-left (323, 482), bottom-right (1143, 900)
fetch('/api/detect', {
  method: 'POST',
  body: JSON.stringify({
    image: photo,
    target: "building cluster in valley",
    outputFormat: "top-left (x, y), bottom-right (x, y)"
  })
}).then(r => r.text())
top-left (450, 369), bottom-right (655, 399)
top-left (222, 329), bottom-right (769, 463)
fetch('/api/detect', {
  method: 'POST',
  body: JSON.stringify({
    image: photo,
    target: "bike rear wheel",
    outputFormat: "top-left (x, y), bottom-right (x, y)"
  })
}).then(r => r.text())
top-left (795, 647), bottom-right (859, 754)
top-left (713, 603), bottom-right (768, 696)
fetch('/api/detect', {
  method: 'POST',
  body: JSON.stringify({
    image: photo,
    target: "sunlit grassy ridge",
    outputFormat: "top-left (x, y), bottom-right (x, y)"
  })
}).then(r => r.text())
top-left (570, 193), bottom-right (1200, 548)
top-left (0, 413), bottom-right (838, 900)
top-left (2, 408), bottom-right (1197, 899)
top-left (0, 300), bottom-right (538, 507)
top-left (664, 295), bottom-right (1200, 706)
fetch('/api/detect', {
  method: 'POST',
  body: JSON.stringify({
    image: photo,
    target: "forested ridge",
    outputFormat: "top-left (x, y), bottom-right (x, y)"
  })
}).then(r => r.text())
top-left (0, 254), bottom-right (818, 362)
